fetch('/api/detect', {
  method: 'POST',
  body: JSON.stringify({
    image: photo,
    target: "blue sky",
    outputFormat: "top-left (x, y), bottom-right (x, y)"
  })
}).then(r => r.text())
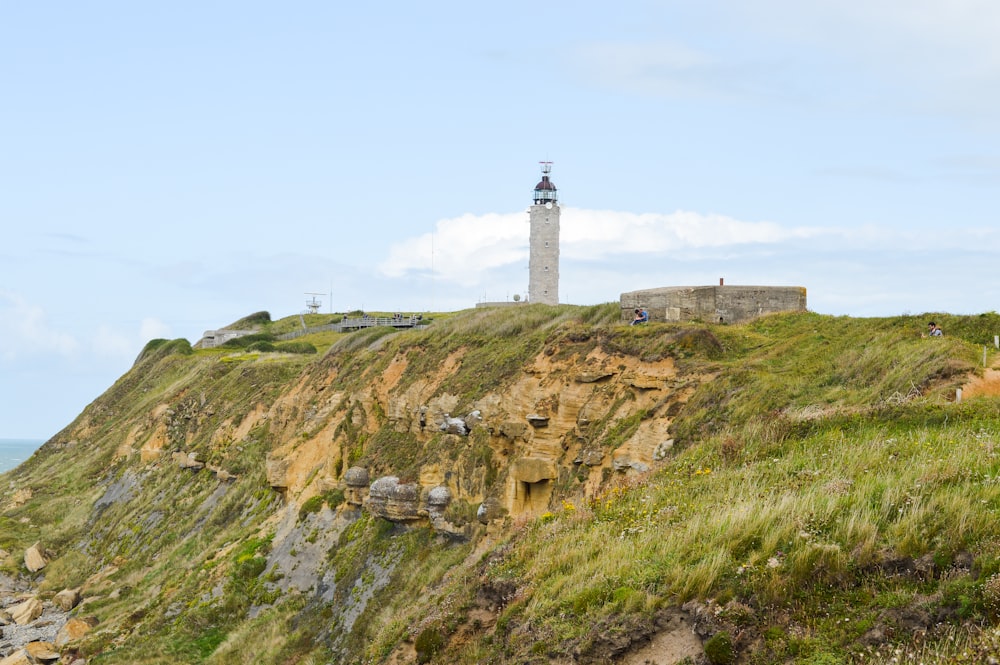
top-left (2, 1), bottom-right (1000, 439)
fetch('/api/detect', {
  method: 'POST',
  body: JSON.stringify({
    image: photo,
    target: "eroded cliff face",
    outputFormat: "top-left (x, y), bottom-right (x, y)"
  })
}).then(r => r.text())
top-left (0, 306), bottom-right (726, 663)
top-left (220, 333), bottom-right (704, 530)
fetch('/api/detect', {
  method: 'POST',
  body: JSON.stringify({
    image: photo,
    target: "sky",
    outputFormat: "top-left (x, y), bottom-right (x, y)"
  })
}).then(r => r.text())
top-left (2, 1), bottom-right (1000, 439)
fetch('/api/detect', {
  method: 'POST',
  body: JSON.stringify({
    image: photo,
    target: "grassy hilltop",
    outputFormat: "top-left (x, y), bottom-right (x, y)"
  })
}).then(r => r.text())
top-left (4, 305), bottom-right (1000, 664)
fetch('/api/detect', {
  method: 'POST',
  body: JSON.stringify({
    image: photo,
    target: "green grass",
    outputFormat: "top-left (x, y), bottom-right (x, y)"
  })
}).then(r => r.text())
top-left (8, 306), bottom-right (1000, 664)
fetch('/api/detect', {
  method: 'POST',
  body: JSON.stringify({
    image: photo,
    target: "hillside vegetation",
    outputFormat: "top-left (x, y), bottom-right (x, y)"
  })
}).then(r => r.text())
top-left (4, 305), bottom-right (1000, 664)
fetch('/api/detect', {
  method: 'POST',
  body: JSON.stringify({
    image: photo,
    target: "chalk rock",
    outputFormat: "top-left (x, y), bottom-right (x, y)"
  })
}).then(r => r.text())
top-left (53, 587), bottom-right (82, 611)
top-left (10, 597), bottom-right (43, 625)
top-left (24, 542), bottom-right (48, 573)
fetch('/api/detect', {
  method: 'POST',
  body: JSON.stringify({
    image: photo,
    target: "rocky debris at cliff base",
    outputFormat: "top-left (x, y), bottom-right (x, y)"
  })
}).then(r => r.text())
top-left (0, 578), bottom-right (72, 660)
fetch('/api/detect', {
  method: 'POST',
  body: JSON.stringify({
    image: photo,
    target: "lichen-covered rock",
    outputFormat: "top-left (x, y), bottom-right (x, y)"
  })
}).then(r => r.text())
top-left (365, 476), bottom-right (422, 522)
top-left (344, 466), bottom-right (371, 506)
top-left (427, 485), bottom-right (452, 512)
top-left (344, 466), bottom-right (369, 487)
top-left (386, 482), bottom-right (421, 521)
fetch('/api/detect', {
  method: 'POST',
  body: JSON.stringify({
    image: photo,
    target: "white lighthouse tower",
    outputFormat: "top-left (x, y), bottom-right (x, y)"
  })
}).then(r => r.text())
top-left (528, 162), bottom-right (559, 305)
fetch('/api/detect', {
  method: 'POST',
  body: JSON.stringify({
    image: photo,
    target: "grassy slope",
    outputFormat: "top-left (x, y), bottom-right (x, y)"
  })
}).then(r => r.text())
top-left (3, 307), bottom-right (1000, 664)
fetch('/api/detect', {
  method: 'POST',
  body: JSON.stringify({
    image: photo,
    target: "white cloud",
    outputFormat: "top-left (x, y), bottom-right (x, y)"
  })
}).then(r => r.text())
top-left (92, 318), bottom-right (173, 360)
top-left (571, 2), bottom-right (1000, 116)
top-left (379, 212), bottom-right (528, 284)
top-left (0, 292), bottom-right (79, 360)
top-left (140, 317), bottom-right (172, 342)
top-left (379, 208), bottom-right (826, 285)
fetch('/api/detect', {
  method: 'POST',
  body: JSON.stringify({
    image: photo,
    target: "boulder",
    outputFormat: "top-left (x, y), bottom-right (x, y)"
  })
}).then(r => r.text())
top-left (477, 496), bottom-right (506, 524)
top-left (265, 455), bottom-right (290, 489)
top-left (24, 542), bottom-right (48, 573)
top-left (653, 439), bottom-right (675, 461)
top-left (526, 414), bottom-right (549, 427)
top-left (344, 466), bottom-right (370, 487)
top-left (439, 414), bottom-right (468, 435)
top-left (0, 650), bottom-right (31, 665)
top-left (0, 608), bottom-right (12, 625)
top-left (365, 476), bottom-right (421, 522)
top-left (172, 451), bottom-right (204, 470)
top-left (53, 587), bottom-right (82, 611)
top-left (343, 466), bottom-right (370, 506)
top-left (574, 448), bottom-right (604, 466)
top-left (427, 485), bottom-right (452, 513)
top-left (10, 597), bottom-right (43, 625)
top-left (55, 617), bottom-right (99, 647)
top-left (613, 456), bottom-right (649, 473)
top-left (24, 642), bottom-right (60, 662)
top-left (464, 410), bottom-right (483, 430)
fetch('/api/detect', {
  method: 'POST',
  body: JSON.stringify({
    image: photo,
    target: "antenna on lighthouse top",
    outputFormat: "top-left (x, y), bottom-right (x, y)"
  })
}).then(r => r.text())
top-left (539, 161), bottom-right (552, 175)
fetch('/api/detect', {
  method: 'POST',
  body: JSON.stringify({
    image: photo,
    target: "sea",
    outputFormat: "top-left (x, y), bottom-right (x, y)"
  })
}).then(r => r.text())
top-left (0, 438), bottom-right (44, 474)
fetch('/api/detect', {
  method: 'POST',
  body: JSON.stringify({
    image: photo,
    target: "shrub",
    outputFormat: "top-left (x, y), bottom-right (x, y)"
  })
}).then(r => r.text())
top-left (275, 341), bottom-right (317, 354)
top-left (222, 333), bottom-right (277, 348)
top-left (226, 311), bottom-right (271, 329)
top-left (415, 627), bottom-right (444, 663)
top-left (246, 341), bottom-right (276, 352)
top-left (298, 495), bottom-right (325, 521)
top-left (704, 631), bottom-right (735, 665)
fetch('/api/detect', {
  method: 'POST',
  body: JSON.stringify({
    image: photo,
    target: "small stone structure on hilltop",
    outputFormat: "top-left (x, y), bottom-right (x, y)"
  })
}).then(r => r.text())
top-left (621, 282), bottom-right (807, 324)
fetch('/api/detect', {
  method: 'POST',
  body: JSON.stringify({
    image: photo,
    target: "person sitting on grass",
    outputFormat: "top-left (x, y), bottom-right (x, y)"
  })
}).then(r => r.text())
top-left (631, 308), bottom-right (649, 326)
top-left (926, 321), bottom-right (943, 337)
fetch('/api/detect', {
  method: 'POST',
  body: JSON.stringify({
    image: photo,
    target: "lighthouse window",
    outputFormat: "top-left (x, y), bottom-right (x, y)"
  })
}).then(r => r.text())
top-left (544, 266), bottom-right (549, 271)
top-left (544, 241), bottom-right (549, 247)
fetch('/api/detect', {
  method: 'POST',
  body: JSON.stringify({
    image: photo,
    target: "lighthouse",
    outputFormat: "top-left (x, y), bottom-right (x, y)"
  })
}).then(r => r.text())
top-left (528, 162), bottom-right (559, 305)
